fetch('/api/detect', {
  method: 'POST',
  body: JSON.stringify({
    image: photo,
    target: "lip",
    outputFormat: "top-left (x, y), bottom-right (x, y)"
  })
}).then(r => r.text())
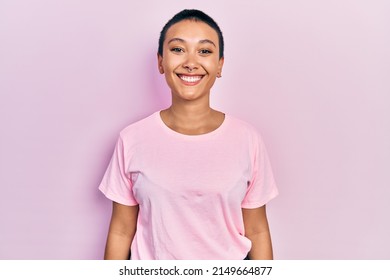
top-left (176, 74), bottom-right (205, 86)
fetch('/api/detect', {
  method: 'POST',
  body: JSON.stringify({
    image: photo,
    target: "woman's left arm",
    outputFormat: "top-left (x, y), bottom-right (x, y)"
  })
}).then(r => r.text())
top-left (242, 205), bottom-right (274, 260)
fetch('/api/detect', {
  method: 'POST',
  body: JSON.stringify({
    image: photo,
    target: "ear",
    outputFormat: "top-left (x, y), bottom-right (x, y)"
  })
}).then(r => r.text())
top-left (217, 57), bottom-right (224, 78)
top-left (157, 53), bottom-right (164, 74)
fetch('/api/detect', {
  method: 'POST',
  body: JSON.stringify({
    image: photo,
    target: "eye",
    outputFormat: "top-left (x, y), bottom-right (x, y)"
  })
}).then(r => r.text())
top-left (171, 47), bottom-right (184, 53)
top-left (199, 49), bottom-right (212, 55)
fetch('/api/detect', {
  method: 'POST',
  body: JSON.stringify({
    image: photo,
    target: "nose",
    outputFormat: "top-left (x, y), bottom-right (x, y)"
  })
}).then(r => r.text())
top-left (183, 53), bottom-right (198, 72)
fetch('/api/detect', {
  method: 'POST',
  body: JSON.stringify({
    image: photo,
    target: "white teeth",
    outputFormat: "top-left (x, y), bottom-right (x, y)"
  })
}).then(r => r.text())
top-left (178, 75), bottom-right (202, 83)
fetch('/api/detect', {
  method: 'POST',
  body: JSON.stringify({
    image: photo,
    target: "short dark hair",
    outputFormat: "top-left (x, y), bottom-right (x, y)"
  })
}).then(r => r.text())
top-left (158, 9), bottom-right (224, 59)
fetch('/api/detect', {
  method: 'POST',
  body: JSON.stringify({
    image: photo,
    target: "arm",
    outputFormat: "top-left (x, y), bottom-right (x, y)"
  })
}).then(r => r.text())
top-left (242, 205), bottom-right (274, 260)
top-left (104, 202), bottom-right (139, 259)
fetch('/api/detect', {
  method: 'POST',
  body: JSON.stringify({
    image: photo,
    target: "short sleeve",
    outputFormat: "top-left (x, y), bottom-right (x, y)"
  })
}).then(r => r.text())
top-left (241, 133), bottom-right (279, 209)
top-left (98, 135), bottom-right (138, 206)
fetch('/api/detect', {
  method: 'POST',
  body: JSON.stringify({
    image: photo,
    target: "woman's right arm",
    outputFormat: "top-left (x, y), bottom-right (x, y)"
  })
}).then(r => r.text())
top-left (104, 202), bottom-right (139, 259)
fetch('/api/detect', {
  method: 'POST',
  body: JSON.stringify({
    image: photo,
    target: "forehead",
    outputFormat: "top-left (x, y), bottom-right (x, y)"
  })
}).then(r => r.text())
top-left (165, 20), bottom-right (219, 46)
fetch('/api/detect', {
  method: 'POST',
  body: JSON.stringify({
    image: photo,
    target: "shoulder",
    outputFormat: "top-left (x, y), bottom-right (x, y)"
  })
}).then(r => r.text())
top-left (115, 111), bottom-right (160, 148)
top-left (226, 114), bottom-right (262, 139)
top-left (224, 114), bottom-right (269, 154)
top-left (120, 111), bottom-right (158, 134)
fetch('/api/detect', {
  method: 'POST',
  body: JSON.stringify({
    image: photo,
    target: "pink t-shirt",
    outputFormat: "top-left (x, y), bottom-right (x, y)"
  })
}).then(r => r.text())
top-left (99, 111), bottom-right (278, 259)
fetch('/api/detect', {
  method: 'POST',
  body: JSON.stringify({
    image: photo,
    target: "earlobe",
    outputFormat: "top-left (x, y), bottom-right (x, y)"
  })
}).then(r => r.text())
top-left (157, 54), bottom-right (164, 74)
top-left (217, 57), bottom-right (224, 78)
top-left (159, 66), bottom-right (164, 74)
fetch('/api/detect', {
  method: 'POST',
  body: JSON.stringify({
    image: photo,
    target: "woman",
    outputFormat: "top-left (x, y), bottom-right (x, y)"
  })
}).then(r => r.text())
top-left (99, 9), bottom-right (278, 260)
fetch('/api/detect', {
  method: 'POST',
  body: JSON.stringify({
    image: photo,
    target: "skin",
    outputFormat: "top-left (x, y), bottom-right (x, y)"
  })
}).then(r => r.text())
top-left (103, 19), bottom-right (274, 260)
top-left (104, 202), bottom-right (138, 259)
top-left (158, 20), bottom-right (225, 135)
top-left (242, 206), bottom-right (274, 259)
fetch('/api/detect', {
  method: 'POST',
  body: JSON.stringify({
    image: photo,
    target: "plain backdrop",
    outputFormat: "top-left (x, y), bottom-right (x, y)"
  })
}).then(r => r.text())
top-left (1, 0), bottom-right (389, 259)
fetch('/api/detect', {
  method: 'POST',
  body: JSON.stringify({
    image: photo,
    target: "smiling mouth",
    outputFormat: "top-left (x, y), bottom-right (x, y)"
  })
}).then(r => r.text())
top-left (177, 74), bottom-right (204, 84)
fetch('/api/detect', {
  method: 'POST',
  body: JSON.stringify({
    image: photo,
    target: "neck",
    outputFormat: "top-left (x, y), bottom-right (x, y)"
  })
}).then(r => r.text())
top-left (169, 103), bottom-right (212, 123)
top-left (160, 100), bottom-right (225, 135)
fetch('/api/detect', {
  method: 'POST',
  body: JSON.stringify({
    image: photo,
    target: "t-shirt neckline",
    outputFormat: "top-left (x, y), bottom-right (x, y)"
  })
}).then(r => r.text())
top-left (155, 110), bottom-right (228, 139)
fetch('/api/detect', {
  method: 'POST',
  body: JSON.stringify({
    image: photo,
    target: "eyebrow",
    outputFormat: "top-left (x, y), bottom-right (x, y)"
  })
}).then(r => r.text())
top-left (167, 38), bottom-right (216, 47)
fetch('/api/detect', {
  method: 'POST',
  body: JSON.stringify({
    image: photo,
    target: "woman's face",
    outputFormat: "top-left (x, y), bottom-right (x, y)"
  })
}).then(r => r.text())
top-left (158, 20), bottom-right (224, 102)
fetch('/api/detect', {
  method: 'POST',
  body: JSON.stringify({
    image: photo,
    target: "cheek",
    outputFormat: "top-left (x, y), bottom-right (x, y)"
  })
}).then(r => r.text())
top-left (202, 59), bottom-right (220, 73)
top-left (163, 54), bottom-right (182, 70)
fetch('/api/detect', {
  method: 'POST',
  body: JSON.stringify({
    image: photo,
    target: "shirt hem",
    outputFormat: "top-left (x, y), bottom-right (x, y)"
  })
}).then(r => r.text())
top-left (99, 184), bottom-right (139, 206)
top-left (241, 188), bottom-right (279, 209)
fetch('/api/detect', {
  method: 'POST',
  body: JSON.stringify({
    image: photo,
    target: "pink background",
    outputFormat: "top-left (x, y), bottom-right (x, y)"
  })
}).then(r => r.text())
top-left (1, 0), bottom-right (389, 259)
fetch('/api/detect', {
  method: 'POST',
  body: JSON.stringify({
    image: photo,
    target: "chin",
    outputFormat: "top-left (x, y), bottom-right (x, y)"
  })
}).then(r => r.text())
top-left (178, 94), bottom-right (203, 101)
